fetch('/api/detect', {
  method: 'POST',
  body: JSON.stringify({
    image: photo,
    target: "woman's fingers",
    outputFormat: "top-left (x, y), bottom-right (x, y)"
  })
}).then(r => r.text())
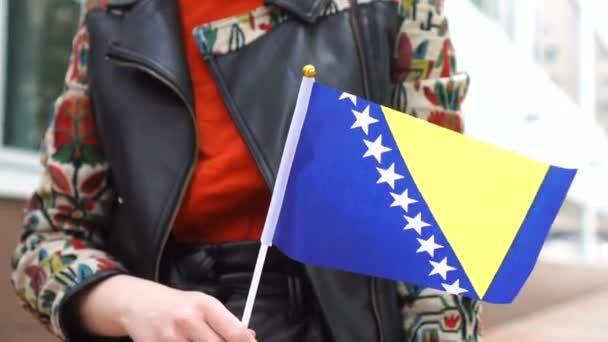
top-left (179, 319), bottom-right (223, 342)
top-left (199, 296), bottom-right (256, 341)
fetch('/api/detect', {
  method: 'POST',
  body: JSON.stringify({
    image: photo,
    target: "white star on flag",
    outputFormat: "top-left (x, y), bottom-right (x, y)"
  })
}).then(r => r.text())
top-left (403, 212), bottom-right (430, 235)
top-left (429, 257), bottom-right (456, 280)
top-left (339, 92), bottom-right (357, 105)
top-left (376, 163), bottom-right (404, 189)
top-left (416, 235), bottom-right (443, 257)
top-left (442, 279), bottom-right (468, 295)
top-left (363, 135), bottom-right (391, 163)
top-left (391, 189), bottom-right (417, 212)
top-left (351, 105), bottom-right (378, 135)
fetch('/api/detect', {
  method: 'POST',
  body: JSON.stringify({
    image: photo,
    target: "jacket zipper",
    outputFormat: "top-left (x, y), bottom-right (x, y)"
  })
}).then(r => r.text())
top-left (348, 1), bottom-right (385, 341)
top-left (349, 0), bottom-right (372, 99)
top-left (105, 56), bottom-right (198, 281)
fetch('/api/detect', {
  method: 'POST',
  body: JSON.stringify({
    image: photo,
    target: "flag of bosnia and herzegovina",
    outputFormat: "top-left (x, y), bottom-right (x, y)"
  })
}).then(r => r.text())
top-left (262, 74), bottom-right (577, 304)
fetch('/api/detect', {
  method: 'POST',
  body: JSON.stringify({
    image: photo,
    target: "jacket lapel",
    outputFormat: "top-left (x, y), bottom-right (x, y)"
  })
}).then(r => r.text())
top-left (108, 0), bottom-right (194, 107)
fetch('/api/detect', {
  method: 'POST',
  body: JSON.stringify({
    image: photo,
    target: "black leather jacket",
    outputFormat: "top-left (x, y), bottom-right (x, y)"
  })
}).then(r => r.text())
top-left (12, 0), bottom-right (477, 341)
top-left (87, 0), bottom-right (402, 342)
top-left (87, 1), bottom-right (402, 341)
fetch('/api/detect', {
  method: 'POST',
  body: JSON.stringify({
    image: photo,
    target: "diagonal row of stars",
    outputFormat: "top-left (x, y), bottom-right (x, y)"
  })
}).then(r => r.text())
top-left (339, 92), bottom-right (467, 295)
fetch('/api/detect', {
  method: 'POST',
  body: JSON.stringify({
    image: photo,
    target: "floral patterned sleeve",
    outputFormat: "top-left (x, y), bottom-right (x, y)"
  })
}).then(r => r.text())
top-left (10, 17), bottom-right (126, 340)
top-left (391, 1), bottom-right (482, 341)
top-left (392, 0), bottom-right (469, 133)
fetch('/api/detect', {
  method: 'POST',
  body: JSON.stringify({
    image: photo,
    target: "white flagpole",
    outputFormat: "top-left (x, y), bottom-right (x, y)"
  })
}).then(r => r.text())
top-left (241, 65), bottom-right (317, 327)
top-left (241, 244), bottom-right (268, 327)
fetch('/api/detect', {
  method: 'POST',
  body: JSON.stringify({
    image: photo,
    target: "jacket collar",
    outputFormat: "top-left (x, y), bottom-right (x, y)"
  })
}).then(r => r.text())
top-left (103, 0), bottom-right (331, 109)
top-left (108, 0), bottom-right (332, 22)
top-left (265, 0), bottom-right (331, 23)
top-left (106, 0), bottom-right (138, 6)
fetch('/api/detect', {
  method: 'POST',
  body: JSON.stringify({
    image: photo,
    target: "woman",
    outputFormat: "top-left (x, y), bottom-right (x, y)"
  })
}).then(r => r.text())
top-left (11, 0), bottom-right (480, 341)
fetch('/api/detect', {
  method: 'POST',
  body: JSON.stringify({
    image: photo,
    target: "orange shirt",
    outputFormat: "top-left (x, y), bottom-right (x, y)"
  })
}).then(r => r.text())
top-left (173, 0), bottom-right (269, 243)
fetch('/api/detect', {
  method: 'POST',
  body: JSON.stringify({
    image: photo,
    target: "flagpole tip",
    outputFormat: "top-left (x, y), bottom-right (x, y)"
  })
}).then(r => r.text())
top-left (302, 64), bottom-right (316, 78)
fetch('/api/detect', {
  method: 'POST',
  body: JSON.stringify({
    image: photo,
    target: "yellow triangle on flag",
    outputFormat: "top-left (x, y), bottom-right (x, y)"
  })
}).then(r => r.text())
top-left (381, 106), bottom-right (549, 298)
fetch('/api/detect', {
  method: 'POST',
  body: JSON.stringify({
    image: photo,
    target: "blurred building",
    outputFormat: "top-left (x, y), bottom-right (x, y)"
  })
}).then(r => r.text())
top-left (534, 0), bottom-right (580, 101)
top-left (476, 0), bottom-right (608, 132)
top-left (596, 42), bottom-right (608, 130)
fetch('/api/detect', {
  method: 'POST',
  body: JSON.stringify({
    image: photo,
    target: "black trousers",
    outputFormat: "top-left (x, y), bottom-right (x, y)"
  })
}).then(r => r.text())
top-left (160, 241), bottom-right (332, 342)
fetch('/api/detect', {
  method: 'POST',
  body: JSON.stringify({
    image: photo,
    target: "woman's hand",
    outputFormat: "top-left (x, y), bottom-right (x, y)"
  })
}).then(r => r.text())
top-left (77, 275), bottom-right (256, 342)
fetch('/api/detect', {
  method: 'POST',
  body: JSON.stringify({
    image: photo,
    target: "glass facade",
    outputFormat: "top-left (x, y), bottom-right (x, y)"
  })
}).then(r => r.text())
top-left (3, 0), bottom-right (80, 150)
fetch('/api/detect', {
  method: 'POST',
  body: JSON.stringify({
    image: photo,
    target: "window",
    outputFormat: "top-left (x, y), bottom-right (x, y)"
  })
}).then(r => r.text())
top-left (0, 0), bottom-right (81, 198)
top-left (543, 45), bottom-right (559, 63)
top-left (597, 99), bottom-right (608, 117)
top-left (600, 75), bottom-right (608, 88)
top-left (549, 73), bottom-right (561, 86)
